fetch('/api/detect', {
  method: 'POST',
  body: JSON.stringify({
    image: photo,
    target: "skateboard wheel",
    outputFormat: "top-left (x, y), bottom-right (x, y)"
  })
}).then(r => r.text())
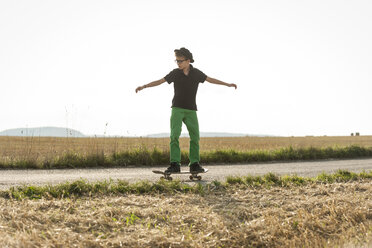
top-left (197, 176), bottom-right (202, 180)
top-left (189, 175), bottom-right (194, 180)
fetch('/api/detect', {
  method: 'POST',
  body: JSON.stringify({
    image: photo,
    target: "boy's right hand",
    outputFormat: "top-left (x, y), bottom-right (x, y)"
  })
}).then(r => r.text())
top-left (135, 86), bottom-right (145, 93)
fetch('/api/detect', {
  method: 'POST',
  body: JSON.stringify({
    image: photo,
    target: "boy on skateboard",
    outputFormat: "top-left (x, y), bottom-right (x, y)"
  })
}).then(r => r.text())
top-left (135, 47), bottom-right (237, 173)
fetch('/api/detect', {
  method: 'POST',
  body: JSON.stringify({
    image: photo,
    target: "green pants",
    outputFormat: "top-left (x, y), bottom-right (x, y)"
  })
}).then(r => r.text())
top-left (170, 107), bottom-right (200, 164)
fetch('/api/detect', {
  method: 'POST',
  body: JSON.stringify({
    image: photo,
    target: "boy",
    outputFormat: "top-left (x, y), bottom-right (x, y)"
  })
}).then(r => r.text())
top-left (135, 47), bottom-right (237, 173)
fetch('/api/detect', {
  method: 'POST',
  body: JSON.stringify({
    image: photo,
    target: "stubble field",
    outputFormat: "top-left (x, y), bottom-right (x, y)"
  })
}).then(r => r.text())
top-left (0, 178), bottom-right (371, 247)
top-left (2, 135), bottom-right (372, 157)
top-left (1, 135), bottom-right (372, 169)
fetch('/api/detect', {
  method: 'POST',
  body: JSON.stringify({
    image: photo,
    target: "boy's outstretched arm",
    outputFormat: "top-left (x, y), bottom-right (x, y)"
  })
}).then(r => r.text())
top-left (135, 78), bottom-right (166, 93)
top-left (206, 77), bottom-right (237, 89)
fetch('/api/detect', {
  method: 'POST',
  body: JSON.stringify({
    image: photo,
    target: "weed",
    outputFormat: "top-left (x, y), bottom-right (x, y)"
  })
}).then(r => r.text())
top-left (125, 213), bottom-right (140, 226)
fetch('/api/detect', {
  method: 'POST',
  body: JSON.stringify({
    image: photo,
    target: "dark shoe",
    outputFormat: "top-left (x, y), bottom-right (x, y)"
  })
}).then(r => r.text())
top-left (190, 162), bottom-right (205, 173)
top-left (165, 162), bottom-right (181, 173)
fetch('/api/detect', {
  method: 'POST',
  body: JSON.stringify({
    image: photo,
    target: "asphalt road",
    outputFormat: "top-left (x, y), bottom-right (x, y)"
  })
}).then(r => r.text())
top-left (1, 158), bottom-right (372, 190)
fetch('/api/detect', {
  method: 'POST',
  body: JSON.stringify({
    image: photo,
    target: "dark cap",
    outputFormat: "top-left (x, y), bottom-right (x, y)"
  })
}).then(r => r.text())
top-left (174, 47), bottom-right (194, 63)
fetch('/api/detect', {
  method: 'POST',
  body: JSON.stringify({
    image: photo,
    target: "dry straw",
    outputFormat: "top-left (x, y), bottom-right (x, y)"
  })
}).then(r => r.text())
top-left (0, 179), bottom-right (371, 247)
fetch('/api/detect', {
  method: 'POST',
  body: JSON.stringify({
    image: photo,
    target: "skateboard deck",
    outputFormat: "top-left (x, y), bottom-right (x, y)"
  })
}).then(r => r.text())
top-left (152, 169), bottom-right (208, 181)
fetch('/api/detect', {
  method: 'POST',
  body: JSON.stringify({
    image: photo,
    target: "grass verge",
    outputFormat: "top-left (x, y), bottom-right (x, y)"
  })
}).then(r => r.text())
top-left (1, 145), bottom-right (372, 169)
top-left (1, 170), bottom-right (371, 200)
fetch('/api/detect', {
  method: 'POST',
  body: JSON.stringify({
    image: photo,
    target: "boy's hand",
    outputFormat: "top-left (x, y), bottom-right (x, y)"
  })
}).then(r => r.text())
top-left (135, 79), bottom-right (166, 93)
top-left (229, 83), bottom-right (237, 89)
top-left (206, 77), bottom-right (237, 89)
top-left (135, 85), bottom-right (145, 93)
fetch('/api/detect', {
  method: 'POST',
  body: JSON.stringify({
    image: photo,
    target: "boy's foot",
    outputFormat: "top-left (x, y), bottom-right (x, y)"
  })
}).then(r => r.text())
top-left (190, 162), bottom-right (205, 173)
top-left (165, 162), bottom-right (181, 173)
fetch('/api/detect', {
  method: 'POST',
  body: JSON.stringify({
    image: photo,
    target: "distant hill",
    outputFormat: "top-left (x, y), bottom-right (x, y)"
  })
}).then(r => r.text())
top-left (146, 132), bottom-right (270, 138)
top-left (0, 127), bottom-right (86, 137)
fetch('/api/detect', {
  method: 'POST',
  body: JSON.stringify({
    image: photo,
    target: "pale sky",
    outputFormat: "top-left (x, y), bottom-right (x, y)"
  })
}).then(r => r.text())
top-left (1, 0), bottom-right (371, 137)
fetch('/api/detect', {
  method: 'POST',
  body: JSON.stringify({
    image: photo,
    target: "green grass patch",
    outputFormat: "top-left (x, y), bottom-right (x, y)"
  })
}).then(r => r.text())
top-left (2, 170), bottom-right (371, 200)
top-left (2, 178), bottom-right (198, 200)
top-left (225, 169), bottom-right (372, 187)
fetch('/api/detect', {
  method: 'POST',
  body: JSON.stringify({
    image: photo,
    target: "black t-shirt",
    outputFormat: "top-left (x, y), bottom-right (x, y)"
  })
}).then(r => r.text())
top-left (164, 65), bottom-right (207, 111)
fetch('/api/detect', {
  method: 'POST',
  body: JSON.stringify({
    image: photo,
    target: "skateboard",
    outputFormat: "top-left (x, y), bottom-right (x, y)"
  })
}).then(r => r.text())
top-left (152, 169), bottom-right (208, 181)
